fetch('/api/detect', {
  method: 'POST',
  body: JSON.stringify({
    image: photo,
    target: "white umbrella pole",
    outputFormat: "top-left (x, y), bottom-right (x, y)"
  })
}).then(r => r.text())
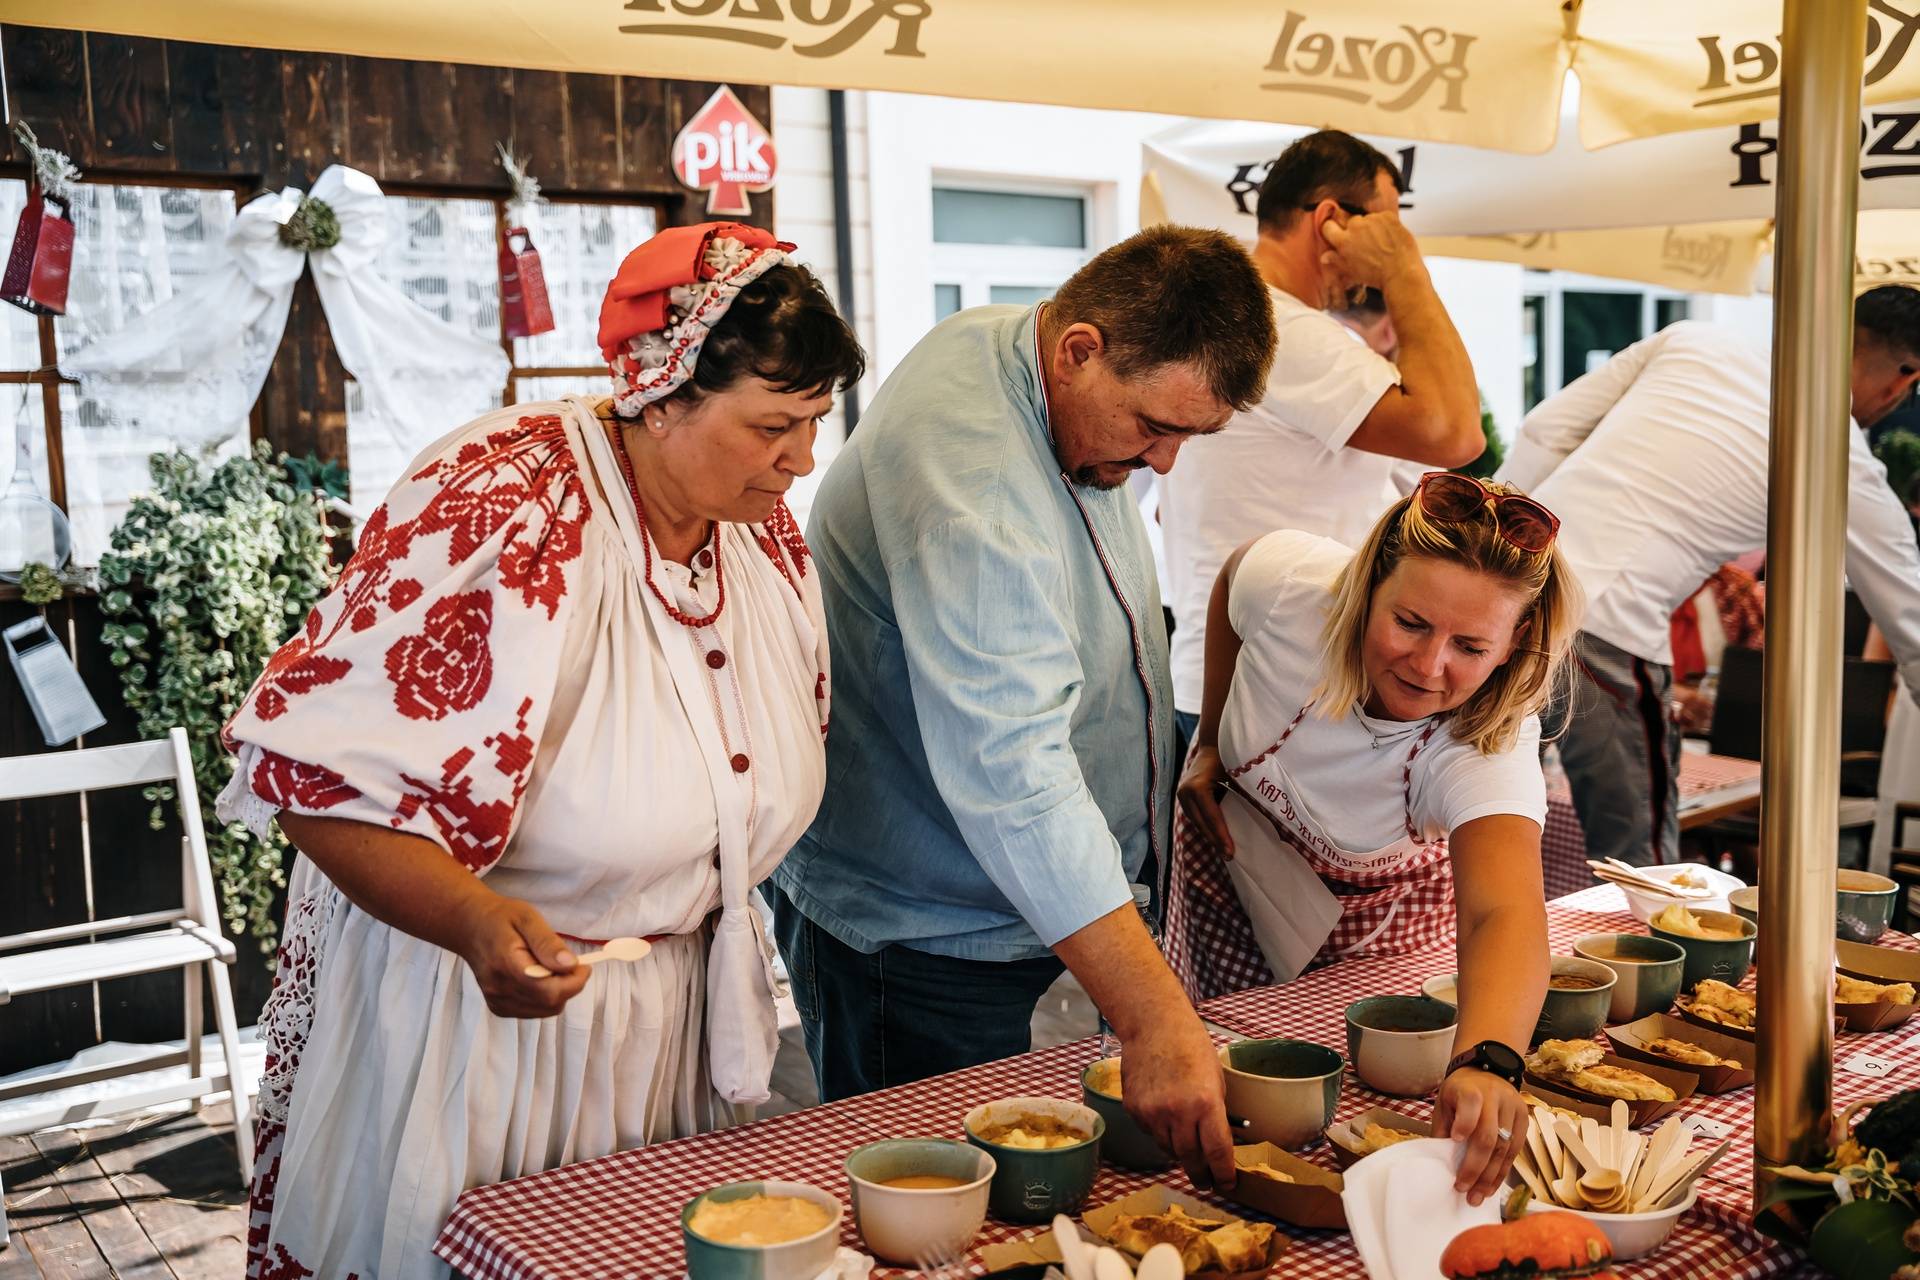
top-left (1754, 0), bottom-right (1865, 1189)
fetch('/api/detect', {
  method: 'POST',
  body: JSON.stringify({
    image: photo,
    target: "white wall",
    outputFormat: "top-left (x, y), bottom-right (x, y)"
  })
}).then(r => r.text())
top-left (863, 93), bottom-right (1178, 383)
top-left (1428, 259), bottom-right (1527, 445)
top-left (771, 86), bottom-right (879, 521)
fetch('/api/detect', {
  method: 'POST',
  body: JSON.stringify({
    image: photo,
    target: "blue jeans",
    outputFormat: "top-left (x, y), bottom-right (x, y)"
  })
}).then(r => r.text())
top-left (765, 882), bottom-right (1068, 1102)
top-left (1546, 632), bottom-right (1680, 868)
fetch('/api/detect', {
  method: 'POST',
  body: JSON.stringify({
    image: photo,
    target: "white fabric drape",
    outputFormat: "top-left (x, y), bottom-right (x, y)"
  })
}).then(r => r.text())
top-left (59, 165), bottom-right (507, 455)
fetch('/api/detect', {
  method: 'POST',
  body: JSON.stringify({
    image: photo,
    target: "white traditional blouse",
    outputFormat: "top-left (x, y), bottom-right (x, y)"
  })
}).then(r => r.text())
top-left (217, 397), bottom-right (829, 1280)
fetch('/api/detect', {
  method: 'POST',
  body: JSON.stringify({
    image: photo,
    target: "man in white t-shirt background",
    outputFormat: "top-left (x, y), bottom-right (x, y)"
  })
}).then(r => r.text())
top-left (1498, 286), bottom-right (1920, 867)
top-left (1157, 130), bottom-right (1484, 761)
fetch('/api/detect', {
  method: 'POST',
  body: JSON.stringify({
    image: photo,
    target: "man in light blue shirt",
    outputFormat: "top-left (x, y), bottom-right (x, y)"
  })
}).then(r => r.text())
top-left (768, 226), bottom-right (1275, 1187)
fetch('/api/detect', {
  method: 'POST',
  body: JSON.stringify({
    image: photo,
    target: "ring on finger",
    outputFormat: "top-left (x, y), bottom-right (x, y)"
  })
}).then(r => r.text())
top-left (1496, 1126), bottom-right (1513, 1143)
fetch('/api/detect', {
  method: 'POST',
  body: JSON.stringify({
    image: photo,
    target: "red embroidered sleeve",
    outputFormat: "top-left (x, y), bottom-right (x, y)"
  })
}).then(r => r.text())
top-left (222, 411), bottom-right (593, 874)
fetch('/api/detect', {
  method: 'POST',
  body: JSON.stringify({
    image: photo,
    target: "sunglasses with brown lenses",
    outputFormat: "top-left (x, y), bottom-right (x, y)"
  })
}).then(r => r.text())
top-left (1414, 472), bottom-right (1560, 553)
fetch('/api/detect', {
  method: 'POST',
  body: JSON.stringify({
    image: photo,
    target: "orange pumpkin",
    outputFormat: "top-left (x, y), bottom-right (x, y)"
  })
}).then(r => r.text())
top-left (1440, 1212), bottom-right (1617, 1280)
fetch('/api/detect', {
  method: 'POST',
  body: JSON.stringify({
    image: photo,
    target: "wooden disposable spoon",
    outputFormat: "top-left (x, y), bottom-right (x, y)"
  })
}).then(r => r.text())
top-left (523, 935), bottom-right (652, 979)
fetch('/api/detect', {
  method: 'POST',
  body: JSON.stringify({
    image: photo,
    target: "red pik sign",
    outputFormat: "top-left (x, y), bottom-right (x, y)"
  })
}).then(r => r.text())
top-left (672, 86), bottom-right (777, 217)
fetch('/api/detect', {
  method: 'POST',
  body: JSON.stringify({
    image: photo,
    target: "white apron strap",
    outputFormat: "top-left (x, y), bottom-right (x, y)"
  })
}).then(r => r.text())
top-left (565, 398), bottom-right (777, 1106)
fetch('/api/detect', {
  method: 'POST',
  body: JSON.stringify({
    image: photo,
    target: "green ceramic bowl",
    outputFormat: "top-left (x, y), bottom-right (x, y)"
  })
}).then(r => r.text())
top-left (1649, 909), bottom-right (1757, 990)
top-left (1345, 995), bottom-right (1458, 1097)
top-left (1218, 1038), bottom-right (1344, 1149)
top-left (1531, 957), bottom-right (1619, 1045)
top-left (682, 1179), bottom-right (843, 1280)
top-left (962, 1096), bottom-right (1103, 1224)
top-left (1727, 886), bottom-right (1759, 928)
top-left (1837, 870), bottom-right (1900, 944)
top-left (1081, 1057), bottom-right (1170, 1171)
top-left (1573, 932), bottom-right (1686, 1023)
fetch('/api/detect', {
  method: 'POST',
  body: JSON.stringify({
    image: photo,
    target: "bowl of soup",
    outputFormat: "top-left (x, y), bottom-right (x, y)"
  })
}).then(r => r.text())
top-left (845, 1138), bottom-right (995, 1265)
top-left (1345, 995), bottom-right (1458, 1097)
top-left (962, 1096), bottom-right (1103, 1223)
top-left (1218, 1038), bottom-right (1344, 1149)
top-left (1573, 932), bottom-right (1687, 1023)
top-left (1837, 870), bottom-right (1900, 943)
top-left (682, 1179), bottom-right (843, 1280)
top-left (1648, 905), bottom-right (1757, 990)
top-left (1080, 1057), bottom-right (1170, 1171)
top-left (1531, 957), bottom-right (1618, 1045)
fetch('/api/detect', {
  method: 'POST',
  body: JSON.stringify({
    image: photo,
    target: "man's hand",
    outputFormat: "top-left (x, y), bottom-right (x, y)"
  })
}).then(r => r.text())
top-left (453, 892), bottom-right (592, 1019)
top-left (1176, 745), bottom-right (1236, 861)
top-left (1321, 211), bottom-right (1424, 293)
top-left (1121, 1013), bottom-right (1236, 1191)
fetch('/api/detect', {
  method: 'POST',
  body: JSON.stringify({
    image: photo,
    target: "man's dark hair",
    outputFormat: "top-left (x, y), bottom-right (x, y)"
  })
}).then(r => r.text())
top-left (1049, 225), bottom-right (1275, 412)
top-left (1333, 287), bottom-right (1388, 323)
top-left (665, 262), bottom-right (866, 406)
top-left (1254, 130), bottom-right (1403, 235)
top-left (1857, 285), bottom-right (1920, 361)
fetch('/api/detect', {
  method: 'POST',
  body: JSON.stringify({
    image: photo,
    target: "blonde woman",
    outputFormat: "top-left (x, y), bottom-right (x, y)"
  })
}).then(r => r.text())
top-left (1166, 472), bottom-right (1581, 1204)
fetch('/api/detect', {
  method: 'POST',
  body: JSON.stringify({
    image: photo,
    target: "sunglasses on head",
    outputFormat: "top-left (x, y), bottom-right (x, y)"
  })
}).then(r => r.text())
top-left (1414, 472), bottom-right (1560, 553)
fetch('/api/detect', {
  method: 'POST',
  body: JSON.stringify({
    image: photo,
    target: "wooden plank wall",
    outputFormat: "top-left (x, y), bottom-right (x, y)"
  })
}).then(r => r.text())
top-left (0, 25), bottom-right (773, 465)
top-left (0, 26), bottom-right (775, 1074)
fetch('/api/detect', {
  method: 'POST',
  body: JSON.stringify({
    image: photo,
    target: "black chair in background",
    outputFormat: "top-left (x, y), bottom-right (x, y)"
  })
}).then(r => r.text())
top-left (1703, 645), bottom-right (1895, 875)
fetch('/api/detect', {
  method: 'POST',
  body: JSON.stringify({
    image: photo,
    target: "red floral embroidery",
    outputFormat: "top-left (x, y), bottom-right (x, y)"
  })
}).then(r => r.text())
top-left (251, 643), bottom-right (353, 723)
top-left (756, 497), bottom-right (811, 596)
top-left (391, 698), bottom-right (537, 872)
top-left (389, 578), bottom-right (423, 611)
top-left (250, 751), bottom-right (361, 811)
top-left (385, 591), bottom-right (494, 721)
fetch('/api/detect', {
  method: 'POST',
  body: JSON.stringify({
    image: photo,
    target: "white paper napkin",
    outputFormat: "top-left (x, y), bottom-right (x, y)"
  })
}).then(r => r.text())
top-left (1340, 1139), bottom-right (1502, 1280)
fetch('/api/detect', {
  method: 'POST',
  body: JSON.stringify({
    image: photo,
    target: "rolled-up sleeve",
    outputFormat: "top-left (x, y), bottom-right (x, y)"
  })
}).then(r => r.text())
top-left (888, 515), bottom-right (1133, 947)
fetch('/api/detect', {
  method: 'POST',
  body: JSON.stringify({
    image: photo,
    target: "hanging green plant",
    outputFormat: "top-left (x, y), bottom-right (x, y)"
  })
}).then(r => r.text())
top-left (97, 442), bottom-right (337, 956)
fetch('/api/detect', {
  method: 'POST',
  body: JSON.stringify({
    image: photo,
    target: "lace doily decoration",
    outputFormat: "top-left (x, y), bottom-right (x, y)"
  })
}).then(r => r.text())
top-left (610, 235), bottom-right (792, 415)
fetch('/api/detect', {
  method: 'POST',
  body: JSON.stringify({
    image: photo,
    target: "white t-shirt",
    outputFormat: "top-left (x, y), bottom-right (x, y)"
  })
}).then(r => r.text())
top-left (1217, 530), bottom-right (1547, 852)
top-left (1496, 321), bottom-right (1920, 706)
top-left (1160, 286), bottom-right (1402, 712)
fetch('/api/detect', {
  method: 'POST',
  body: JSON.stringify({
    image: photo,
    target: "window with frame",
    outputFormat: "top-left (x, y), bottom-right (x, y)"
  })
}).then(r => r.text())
top-left (929, 184), bottom-right (1092, 321)
top-left (346, 193), bottom-right (661, 507)
top-left (1521, 271), bottom-right (1695, 413)
top-left (1, 176), bottom-right (243, 567)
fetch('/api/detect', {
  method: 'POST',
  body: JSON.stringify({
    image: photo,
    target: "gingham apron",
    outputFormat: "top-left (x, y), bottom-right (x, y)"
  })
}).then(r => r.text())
top-left (1164, 702), bottom-right (1459, 1002)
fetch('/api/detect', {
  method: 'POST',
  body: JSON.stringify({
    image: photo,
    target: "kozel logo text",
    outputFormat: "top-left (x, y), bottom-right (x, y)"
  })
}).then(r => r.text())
top-left (1696, 0), bottom-right (1919, 109)
top-left (1261, 11), bottom-right (1475, 114)
top-left (621, 0), bottom-right (930, 59)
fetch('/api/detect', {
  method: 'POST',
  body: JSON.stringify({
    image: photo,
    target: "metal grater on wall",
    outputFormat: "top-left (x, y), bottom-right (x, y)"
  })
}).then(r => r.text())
top-left (4, 615), bottom-right (107, 746)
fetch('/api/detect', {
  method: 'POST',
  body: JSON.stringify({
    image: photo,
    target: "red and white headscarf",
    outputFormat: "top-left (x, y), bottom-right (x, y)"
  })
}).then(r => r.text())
top-left (596, 221), bottom-right (796, 416)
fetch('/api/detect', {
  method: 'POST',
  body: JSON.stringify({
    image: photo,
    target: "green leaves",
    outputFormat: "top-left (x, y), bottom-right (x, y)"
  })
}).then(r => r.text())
top-left (98, 441), bottom-right (339, 959)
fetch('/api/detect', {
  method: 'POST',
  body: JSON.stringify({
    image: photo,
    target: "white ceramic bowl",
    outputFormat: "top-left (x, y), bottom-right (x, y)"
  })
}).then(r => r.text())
top-left (1421, 973), bottom-right (1459, 1006)
top-left (1618, 864), bottom-right (1746, 923)
top-left (1524, 1186), bottom-right (1698, 1261)
top-left (846, 1138), bottom-right (994, 1265)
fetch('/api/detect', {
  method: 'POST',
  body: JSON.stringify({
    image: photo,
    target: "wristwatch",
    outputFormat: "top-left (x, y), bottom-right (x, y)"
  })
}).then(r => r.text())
top-left (1445, 1040), bottom-right (1525, 1088)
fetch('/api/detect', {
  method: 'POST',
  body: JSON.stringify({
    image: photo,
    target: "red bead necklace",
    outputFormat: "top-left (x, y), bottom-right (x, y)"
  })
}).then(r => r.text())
top-left (609, 421), bottom-right (725, 629)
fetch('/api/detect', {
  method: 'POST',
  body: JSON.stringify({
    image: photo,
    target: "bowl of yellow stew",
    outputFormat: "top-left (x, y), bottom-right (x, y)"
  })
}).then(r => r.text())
top-left (682, 1179), bottom-right (843, 1280)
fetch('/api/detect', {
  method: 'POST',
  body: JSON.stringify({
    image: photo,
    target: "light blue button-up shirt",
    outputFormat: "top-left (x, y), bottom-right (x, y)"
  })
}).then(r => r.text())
top-left (772, 304), bottom-right (1173, 962)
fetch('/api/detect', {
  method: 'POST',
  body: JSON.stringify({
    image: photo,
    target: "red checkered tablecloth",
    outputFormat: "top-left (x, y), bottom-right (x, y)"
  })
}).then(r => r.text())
top-left (1541, 752), bottom-right (1764, 899)
top-left (435, 883), bottom-right (1907, 1280)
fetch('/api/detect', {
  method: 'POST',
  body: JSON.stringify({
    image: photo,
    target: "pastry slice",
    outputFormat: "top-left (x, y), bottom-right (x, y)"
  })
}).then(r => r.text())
top-left (1525, 1038), bottom-right (1605, 1083)
top-left (1203, 1219), bottom-right (1276, 1273)
top-left (1241, 1160), bottom-right (1296, 1184)
top-left (1837, 974), bottom-right (1918, 1005)
top-left (1646, 1037), bottom-right (1744, 1070)
top-left (1570, 1063), bottom-right (1677, 1102)
top-left (1357, 1122), bottom-right (1423, 1153)
top-left (1686, 979), bottom-right (1757, 1029)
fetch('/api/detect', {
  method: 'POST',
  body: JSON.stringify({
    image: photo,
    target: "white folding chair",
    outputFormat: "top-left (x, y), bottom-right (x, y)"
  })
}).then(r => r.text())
top-left (0, 728), bottom-right (254, 1245)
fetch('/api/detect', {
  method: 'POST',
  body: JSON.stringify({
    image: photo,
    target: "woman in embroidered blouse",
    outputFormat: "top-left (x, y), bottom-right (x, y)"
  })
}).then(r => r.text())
top-left (218, 223), bottom-right (864, 1280)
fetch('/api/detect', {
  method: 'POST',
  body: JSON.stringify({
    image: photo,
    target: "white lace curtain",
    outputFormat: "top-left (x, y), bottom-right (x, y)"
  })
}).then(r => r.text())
top-left (58, 165), bottom-right (508, 460)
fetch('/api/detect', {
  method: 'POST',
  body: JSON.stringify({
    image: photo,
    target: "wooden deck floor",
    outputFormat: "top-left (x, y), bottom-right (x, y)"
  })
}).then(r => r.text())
top-left (0, 974), bottom-right (1098, 1276)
